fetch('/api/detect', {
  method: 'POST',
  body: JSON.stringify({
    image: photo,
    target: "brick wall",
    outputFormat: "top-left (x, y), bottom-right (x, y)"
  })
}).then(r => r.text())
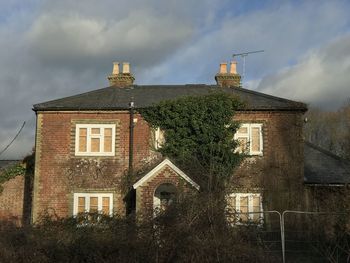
top-left (0, 175), bottom-right (24, 225)
top-left (32, 111), bottom-right (155, 221)
top-left (32, 109), bottom-right (305, 221)
top-left (232, 111), bottom-right (305, 211)
top-left (135, 165), bottom-right (194, 217)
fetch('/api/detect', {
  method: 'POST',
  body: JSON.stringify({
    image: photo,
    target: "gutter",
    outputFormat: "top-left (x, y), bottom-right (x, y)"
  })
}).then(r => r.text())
top-left (32, 107), bottom-right (308, 112)
top-left (304, 183), bottom-right (347, 187)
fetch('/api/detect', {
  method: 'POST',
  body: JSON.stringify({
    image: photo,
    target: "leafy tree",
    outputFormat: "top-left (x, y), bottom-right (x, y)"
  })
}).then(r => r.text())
top-left (305, 98), bottom-right (350, 160)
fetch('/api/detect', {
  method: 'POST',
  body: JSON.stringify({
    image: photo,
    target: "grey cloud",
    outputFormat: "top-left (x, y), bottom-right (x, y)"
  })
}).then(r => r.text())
top-left (27, 10), bottom-right (194, 69)
top-left (38, 0), bottom-right (226, 24)
top-left (257, 35), bottom-right (350, 109)
top-left (0, 129), bottom-right (35, 160)
top-left (1, 0), bottom-right (350, 159)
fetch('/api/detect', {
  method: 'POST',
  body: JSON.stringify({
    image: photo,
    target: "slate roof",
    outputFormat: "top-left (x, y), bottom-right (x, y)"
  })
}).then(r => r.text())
top-left (33, 85), bottom-right (307, 111)
top-left (304, 142), bottom-right (350, 184)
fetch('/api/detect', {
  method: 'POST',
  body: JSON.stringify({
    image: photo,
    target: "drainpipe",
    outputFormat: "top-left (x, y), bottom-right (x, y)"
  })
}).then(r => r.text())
top-left (129, 99), bottom-right (134, 176)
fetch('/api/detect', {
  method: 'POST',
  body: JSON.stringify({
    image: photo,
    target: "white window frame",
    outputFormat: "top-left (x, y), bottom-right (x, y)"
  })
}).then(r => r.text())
top-left (153, 127), bottom-right (165, 150)
top-left (73, 193), bottom-right (113, 216)
top-left (234, 123), bottom-right (263, 155)
top-left (228, 193), bottom-right (263, 224)
top-left (75, 124), bottom-right (116, 156)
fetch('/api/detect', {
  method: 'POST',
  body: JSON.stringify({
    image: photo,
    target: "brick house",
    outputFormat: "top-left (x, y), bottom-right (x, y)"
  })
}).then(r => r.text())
top-left (27, 61), bottom-right (314, 223)
top-left (0, 61), bottom-right (347, 225)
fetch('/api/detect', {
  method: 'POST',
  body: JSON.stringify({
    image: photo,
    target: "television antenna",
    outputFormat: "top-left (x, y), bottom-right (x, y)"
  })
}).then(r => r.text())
top-left (232, 50), bottom-right (264, 86)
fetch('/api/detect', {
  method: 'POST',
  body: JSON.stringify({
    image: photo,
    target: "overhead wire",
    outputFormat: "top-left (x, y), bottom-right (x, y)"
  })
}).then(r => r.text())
top-left (0, 121), bottom-right (26, 158)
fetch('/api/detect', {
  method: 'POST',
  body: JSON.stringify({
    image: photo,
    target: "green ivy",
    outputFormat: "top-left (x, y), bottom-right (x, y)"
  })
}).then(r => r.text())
top-left (0, 163), bottom-right (26, 193)
top-left (140, 92), bottom-right (244, 191)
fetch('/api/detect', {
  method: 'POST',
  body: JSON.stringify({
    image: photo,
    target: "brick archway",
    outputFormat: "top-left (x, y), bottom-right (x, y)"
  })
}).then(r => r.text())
top-left (133, 159), bottom-right (200, 216)
top-left (153, 183), bottom-right (177, 216)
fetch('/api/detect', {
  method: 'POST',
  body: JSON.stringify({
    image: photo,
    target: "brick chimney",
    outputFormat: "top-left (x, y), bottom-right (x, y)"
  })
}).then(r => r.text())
top-left (108, 62), bottom-right (135, 87)
top-left (215, 61), bottom-right (241, 88)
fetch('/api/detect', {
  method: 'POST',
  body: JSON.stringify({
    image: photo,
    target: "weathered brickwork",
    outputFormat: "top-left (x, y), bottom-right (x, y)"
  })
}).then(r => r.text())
top-left (32, 111), bottom-right (154, 221)
top-left (232, 111), bottom-right (305, 211)
top-left (0, 175), bottom-right (24, 225)
top-left (32, 108), bottom-right (305, 221)
top-left (135, 165), bottom-right (194, 216)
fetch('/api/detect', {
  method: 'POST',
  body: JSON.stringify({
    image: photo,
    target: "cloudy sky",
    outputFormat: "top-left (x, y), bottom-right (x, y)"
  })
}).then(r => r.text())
top-left (1, 0), bottom-right (350, 159)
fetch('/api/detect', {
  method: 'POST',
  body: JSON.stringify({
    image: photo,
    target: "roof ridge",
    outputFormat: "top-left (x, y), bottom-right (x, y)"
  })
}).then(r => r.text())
top-left (234, 87), bottom-right (307, 108)
top-left (33, 86), bottom-right (113, 109)
top-left (135, 84), bottom-right (307, 108)
top-left (33, 84), bottom-right (308, 111)
top-left (135, 84), bottom-right (210, 88)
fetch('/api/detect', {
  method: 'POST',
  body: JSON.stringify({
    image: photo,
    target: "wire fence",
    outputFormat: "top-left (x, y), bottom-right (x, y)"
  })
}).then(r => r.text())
top-left (283, 211), bottom-right (350, 263)
top-left (235, 210), bottom-right (350, 262)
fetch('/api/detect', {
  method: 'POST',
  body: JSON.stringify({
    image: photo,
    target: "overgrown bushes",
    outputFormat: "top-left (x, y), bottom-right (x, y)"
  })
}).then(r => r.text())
top-left (0, 193), bottom-right (278, 263)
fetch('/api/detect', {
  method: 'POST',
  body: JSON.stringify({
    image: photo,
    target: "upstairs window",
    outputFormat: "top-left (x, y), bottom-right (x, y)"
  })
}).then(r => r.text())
top-left (73, 193), bottom-right (113, 216)
top-left (227, 193), bottom-right (263, 224)
top-left (75, 124), bottom-right (115, 156)
top-left (234, 123), bottom-right (263, 155)
top-left (153, 127), bottom-right (165, 150)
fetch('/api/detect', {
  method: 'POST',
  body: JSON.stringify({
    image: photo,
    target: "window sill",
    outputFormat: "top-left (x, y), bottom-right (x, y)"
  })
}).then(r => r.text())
top-left (75, 152), bottom-right (115, 157)
top-left (246, 154), bottom-right (263, 157)
top-left (228, 217), bottom-right (264, 227)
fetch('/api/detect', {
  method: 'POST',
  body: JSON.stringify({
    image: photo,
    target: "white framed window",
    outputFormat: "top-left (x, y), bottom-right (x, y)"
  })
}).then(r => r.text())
top-left (227, 193), bottom-right (263, 224)
top-left (153, 127), bottom-right (165, 150)
top-left (73, 193), bottom-right (113, 216)
top-left (234, 123), bottom-right (263, 155)
top-left (75, 124), bottom-right (115, 156)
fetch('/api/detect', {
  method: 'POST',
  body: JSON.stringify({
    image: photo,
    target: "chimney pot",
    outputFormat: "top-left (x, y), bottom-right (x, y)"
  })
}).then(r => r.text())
top-left (112, 62), bottom-right (120, 74)
top-left (219, 62), bottom-right (228, 74)
top-left (215, 61), bottom-right (241, 88)
top-left (123, 62), bottom-right (130, 74)
top-left (230, 61), bottom-right (237, 74)
top-left (108, 62), bottom-right (135, 87)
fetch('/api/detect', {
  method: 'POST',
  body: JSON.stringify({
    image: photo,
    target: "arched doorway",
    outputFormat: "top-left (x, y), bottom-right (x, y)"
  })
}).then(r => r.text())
top-left (153, 183), bottom-right (177, 216)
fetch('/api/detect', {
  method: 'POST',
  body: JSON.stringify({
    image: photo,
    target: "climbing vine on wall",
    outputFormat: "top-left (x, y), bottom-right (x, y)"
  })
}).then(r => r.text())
top-left (0, 152), bottom-right (34, 194)
top-left (140, 92), bottom-right (244, 191)
top-left (0, 163), bottom-right (26, 193)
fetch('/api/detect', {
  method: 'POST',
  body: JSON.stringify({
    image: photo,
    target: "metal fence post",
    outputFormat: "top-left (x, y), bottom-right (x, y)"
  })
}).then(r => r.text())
top-left (245, 210), bottom-right (284, 262)
top-left (281, 211), bottom-right (286, 263)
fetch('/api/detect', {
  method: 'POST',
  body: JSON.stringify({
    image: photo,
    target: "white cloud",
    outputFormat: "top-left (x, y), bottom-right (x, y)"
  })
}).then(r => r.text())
top-left (257, 35), bottom-right (350, 109)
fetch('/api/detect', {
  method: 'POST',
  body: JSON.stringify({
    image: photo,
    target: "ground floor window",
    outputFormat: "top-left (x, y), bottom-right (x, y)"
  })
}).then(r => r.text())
top-left (227, 193), bottom-right (263, 224)
top-left (73, 193), bottom-right (113, 216)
